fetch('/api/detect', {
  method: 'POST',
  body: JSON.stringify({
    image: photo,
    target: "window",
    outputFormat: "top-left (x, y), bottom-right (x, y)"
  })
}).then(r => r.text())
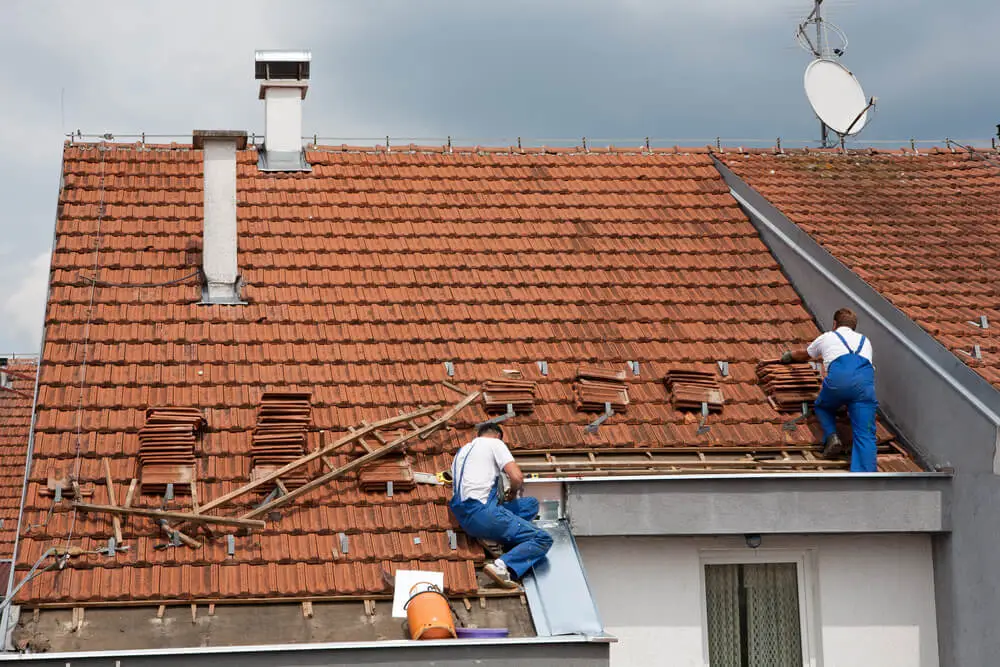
top-left (704, 562), bottom-right (804, 667)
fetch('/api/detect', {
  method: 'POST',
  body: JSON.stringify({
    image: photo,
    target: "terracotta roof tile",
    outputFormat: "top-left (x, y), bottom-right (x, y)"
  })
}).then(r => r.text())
top-left (16, 144), bottom-right (920, 606)
top-left (727, 151), bottom-right (1000, 389)
top-left (0, 359), bottom-right (35, 561)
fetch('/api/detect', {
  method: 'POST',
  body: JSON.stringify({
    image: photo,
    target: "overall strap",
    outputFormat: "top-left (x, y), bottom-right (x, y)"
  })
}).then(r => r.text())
top-left (452, 443), bottom-right (478, 502)
top-left (854, 335), bottom-right (867, 355)
top-left (833, 330), bottom-right (853, 354)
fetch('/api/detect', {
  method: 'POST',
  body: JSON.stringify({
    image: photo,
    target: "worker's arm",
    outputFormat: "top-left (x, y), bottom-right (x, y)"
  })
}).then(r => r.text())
top-left (502, 461), bottom-right (524, 496)
top-left (781, 349), bottom-right (812, 363)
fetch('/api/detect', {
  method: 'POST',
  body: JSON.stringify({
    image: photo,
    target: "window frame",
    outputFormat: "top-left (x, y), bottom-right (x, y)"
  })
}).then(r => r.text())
top-left (698, 547), bottom-right (820, 667)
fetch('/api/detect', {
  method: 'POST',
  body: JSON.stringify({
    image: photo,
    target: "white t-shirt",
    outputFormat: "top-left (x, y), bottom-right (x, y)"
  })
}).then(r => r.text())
top-left (451, 437), bottom-right (515, 503)
top-left (807, 326), bottom-right (873, 368)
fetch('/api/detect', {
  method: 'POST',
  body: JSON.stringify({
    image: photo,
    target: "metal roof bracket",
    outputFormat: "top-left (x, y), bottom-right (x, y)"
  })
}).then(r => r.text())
top-left (476, 403), bottom-right (516, 430)
top-left (537, 360), bottom-right (549, 376)
top-left (447, 529), bottom-right (457, 550)
top-left (339, 532), bottom-right (349, 554)
top-left (968, 315), bottom-right (990, 329)
top-left (697, 402), bottom-right (711, 435)
top-left (783, 402), bottom-right (811, 431)
top-left (226, 534), bottom-right (235, 557)
top-left (585, 402), bottom-right (614, 434)
top-left (444, 361), bottom-right (455, 377)
top-left (386, 481), bottom-right (393, 497)
top-left (717, 360), bottom-right (730, 377)
top-left (164, 484), bottom-right (174, 501)
top-left (628, 361), bottom-right (640, 376)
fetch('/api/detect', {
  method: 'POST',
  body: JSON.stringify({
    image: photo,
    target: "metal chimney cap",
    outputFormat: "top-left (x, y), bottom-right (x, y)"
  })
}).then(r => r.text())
top-left (255, 50), bottom-right (311, 81)
top-left (192, 130), bottom-right (248, 150)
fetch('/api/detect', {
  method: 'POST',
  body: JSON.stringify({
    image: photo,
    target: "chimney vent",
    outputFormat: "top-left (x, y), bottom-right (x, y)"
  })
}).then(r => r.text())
top-left (255, 50), bottom-right (312, 172)
top-left (194, 130), bottom-right (248, 305)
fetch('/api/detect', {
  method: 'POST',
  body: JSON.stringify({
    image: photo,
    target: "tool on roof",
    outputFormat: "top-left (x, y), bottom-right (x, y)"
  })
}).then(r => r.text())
top-left (783, 402), bottom-right (812, 432)
top-left (585, 402), bottom-right (614, 435)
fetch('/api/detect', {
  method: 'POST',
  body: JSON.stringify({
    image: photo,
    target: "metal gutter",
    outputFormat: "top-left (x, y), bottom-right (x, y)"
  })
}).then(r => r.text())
top-left (526, 472), bottom-right (951, 484)
top-left (0, 635), bottom-right (612, 666)
top-left (715, 158), bottom-right (1000, 428)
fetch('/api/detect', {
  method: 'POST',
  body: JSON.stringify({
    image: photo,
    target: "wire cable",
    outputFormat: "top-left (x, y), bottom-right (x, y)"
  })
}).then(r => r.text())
top-left (77, 269), bottom-right (202, 289)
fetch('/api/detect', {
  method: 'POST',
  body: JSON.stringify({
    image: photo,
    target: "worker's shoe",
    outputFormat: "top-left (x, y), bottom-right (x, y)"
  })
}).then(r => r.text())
top-left (822, 434), bottom-right (844, 459)
top-left (484, 560), bottom-right (519, 590)
top-left (478, 538), bottom-right (504, 559)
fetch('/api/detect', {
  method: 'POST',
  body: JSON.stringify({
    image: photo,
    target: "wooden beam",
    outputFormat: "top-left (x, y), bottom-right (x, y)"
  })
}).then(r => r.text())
top-left (191, 405), bottom-right (441, 517)
top-left (242, 392), bottom-right (480, 520)
top-left (74, 503), bottom-right (265, 529)
top-left (159, 520), bottom-right (202, 549)
top-left (123, 479), bottom-right (138, 508)
top-left (102, 458), bottom-right (123, 544)
top-left (156, 605), bottom-right (166, 619)
top-left (441, 380), bottom-right (468, 396)
top-left (275, 479), bottom-right (289, 495)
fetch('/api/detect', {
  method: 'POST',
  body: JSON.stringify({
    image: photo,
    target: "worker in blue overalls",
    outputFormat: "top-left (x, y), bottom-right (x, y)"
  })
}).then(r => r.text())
top-left (781, 307), bottom-right (878, 472)
top-left (448, 423), bottom-right (553, 588)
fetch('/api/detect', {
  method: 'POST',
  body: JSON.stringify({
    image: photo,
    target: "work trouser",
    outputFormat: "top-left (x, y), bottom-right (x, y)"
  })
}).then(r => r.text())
top-left (814, 356), bottom-right (878, 472)
top-left (449, 485), bottom-right (553, 578)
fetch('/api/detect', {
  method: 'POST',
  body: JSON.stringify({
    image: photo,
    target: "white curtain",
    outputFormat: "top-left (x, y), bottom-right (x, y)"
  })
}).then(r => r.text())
top-left (704, 562), bottom-right (803, 667)
top-left (745, 563), bottom-right (803, 667)
top-left (705, 565), bottom-right (742, 667)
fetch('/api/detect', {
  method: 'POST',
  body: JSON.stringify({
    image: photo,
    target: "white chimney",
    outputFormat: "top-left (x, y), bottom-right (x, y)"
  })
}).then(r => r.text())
top-left (193, 130), bottom-right (247, 304)
top-left (255, 50), bottom-right (311, 171)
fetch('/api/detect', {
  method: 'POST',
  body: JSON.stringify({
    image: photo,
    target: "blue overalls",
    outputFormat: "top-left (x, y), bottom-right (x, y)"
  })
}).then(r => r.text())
top-left (814, 332), bottom-right (879, 472)
top-left (448, 444), bottom-right (553, 579)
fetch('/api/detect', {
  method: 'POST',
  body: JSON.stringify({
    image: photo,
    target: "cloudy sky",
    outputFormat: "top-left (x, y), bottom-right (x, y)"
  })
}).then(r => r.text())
top-left (1, 0), bottom-right (997, 353)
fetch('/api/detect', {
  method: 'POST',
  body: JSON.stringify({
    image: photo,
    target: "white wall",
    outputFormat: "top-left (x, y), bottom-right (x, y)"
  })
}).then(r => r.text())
top-left (578, 534), bottom-right (938, 667)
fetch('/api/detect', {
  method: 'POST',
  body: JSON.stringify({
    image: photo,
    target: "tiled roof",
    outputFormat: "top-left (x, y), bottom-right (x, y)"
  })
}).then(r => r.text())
top-left (0, 358), bottom-right (35, 561)
top-left (16, 143), bottom-right (917, 606)
top-left (725, 149), bottom-right (1000, 388)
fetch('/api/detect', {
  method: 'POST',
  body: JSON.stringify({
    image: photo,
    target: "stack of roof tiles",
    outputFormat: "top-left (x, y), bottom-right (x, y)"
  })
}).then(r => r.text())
top-left (756, 360), bottom-right (823, 411)
top-left (137, 407), bottom-right (204, 495)
top-left (250, 392), bottom-right (312, 492)
top-left (481, 378), bottom-right (538, 415)
top-left (664, 370), bottom-right (724, 413)
top-left (726, 149), bottom-right (1000, 389)
top-left (14, 143), bottom-right (921, 607)
top-left (0, 358), bottom-right (35, 569)
top-left (359, 457), bottom-right (416, 493)
top-left (574, 366), bottom-right (629, 413)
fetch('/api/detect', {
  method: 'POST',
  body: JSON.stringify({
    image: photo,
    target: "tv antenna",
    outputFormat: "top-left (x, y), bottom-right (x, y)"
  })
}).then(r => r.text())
top-left (796, 0), bottom-right (876, 148)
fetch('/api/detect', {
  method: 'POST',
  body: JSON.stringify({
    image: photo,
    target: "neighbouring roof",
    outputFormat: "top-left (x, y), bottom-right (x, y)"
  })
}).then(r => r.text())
top-left (0, 357), bottom-right (35, 564)
top-left (16, 143), bottom-right (919, 607)
top-left (725, 148), bottom-right (1000, 388)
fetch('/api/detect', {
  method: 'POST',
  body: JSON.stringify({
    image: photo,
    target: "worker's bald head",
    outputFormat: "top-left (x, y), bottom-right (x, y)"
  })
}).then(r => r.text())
top-left (833, 308), bottom-right (858, 330)
top-left (477, 423), bottom-right (503, 440)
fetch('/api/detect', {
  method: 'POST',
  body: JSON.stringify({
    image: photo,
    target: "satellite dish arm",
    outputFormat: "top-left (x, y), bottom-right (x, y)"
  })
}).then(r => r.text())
top-left (844, 96), bottom-right (877, 136)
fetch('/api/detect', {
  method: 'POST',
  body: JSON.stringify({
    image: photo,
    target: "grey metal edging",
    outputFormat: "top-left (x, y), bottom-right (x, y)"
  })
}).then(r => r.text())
top-left (527, 472), bottom-right (950, 483)
top-left (714, 157), bottom-right (1000, 426)
top-left (566, 474), bottom-right (951, 536)
top-left (522, 519), bottom-right (605, 637)
top-left (0, 635), bottom-right (612, 666)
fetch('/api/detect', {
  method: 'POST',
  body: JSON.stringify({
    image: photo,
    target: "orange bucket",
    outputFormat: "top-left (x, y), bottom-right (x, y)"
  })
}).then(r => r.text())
top-left (404, 582), bottom-right (457, 640)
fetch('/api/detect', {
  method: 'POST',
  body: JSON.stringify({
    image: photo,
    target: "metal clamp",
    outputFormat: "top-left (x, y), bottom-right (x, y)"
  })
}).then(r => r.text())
top-left (783, 402), bottom-right (811, 431)
top-left (537, 360), bottom-right (549, 376)
top-left (697, 402), bottom-right (711, 435)
top-left (476, 403), bottom-right (516, 430)
top-left (717, 361), bottom-right (729, 377)
top-left (968, 315), bottom-right (990, 329)
top-left (585, 402), bottom-right (614, 434)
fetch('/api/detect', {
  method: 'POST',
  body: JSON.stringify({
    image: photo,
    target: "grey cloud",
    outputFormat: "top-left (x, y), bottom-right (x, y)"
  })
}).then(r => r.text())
top-left (1, 0), bottom-right (998, 352)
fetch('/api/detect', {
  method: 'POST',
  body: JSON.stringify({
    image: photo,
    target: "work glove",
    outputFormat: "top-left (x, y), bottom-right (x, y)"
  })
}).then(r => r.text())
top-left (780, 351), bottom-right (794, 364)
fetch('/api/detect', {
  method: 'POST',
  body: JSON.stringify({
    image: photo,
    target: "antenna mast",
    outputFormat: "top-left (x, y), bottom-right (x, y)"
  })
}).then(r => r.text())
top-left (797, 0), bottom-right (842, 147)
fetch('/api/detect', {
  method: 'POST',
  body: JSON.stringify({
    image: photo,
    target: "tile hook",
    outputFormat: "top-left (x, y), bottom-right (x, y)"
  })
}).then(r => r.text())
top-left (585, 402), bottom-right (614, 434)
top-left (697, 402), bottom-right (711, 435)
top-left (783, 402), bottom-right (811, 431)
top-left (476, 403), bottom-right (516, 430)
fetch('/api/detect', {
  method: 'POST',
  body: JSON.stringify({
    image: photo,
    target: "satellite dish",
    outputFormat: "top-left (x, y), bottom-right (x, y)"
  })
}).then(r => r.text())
top-left (804, 58), bottom-right (869, 136)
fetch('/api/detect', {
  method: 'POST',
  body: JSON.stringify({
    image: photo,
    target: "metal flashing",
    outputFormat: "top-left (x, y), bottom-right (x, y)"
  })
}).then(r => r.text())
top-left (522, 519), bottom-right (604, 637)
top-left (257, 148), bottom-right (312, 172)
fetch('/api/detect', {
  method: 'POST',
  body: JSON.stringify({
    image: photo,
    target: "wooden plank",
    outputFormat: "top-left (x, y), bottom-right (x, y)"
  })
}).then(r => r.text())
top-left (32, 588), bottom-right (524, 610)
top-left (74, 503), bottom-right (266, 528)
top-left (242, 392), bottom-right (480, 520)
top-left (123, 479), bottom-right (138, 508)
top-left (102, 458), bottom-right (123, 544)
top-left (302, 601), bottom-right (313, 618)
top-left (441, 380), bottom-right (468, 396)
top-left (191, 604), bottom-right (197, 624)
top-left (191, 405), bottom-right (441, 517)
top-left (156, 605), bottom-right (166, 619)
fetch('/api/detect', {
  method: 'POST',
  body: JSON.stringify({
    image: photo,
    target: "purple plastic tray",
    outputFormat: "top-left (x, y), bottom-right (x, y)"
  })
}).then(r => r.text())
top-left (456, 627), bottom-right (510, 639)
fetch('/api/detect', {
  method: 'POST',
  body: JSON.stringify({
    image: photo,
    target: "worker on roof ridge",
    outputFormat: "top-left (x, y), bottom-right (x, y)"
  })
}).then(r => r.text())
top-left (781, 307), bottom-right (878, 472)
top-left (448, 423), bottom-right (553, 589)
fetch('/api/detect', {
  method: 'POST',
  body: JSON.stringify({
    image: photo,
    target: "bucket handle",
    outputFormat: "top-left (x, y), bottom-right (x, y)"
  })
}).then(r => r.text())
top-left (404, 582), bottom-right (443, 611)
top-left (413, 623), bottom-right (458, 641)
